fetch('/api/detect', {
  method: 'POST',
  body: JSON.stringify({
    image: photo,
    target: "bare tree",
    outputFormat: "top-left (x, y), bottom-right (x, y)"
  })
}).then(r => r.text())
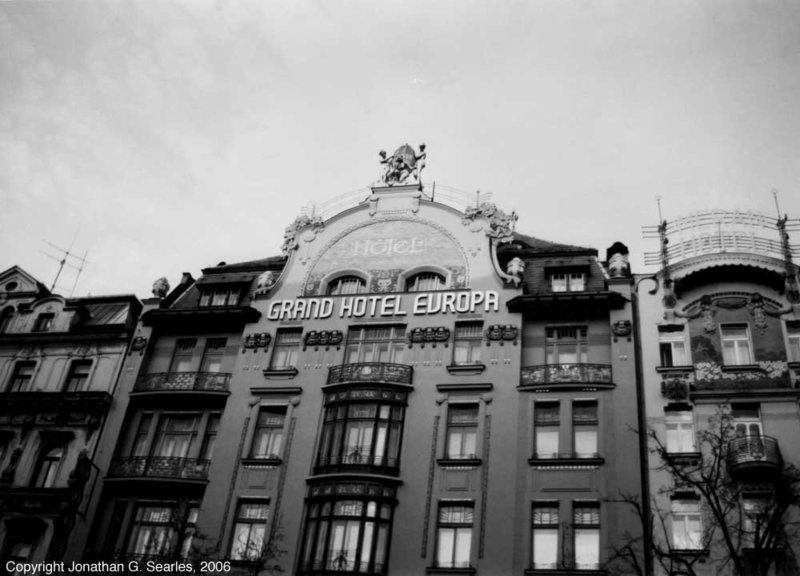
top-left (608, 407), bottom-right (800, 576)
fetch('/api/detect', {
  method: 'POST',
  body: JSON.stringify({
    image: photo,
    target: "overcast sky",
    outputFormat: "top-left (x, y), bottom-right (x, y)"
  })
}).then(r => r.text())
top-left (2, 1), bottom-right (800, 298)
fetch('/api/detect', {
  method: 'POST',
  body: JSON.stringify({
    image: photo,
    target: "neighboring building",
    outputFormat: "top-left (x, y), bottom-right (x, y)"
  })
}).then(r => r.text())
top-left (70, 144), bottom-right (645, 575)
top-left (636, 210), bottom-right (800, 575)
top-left (0, 265), bottom-right (141, 565)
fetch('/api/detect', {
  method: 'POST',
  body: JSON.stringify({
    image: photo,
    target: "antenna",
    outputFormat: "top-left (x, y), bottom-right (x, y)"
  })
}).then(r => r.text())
top-left (656, 195), bottom-right (664, 222)
top-left (772, 189), bottom-right (782, 219)
top-left (40, 231), bottom-right (90, 294)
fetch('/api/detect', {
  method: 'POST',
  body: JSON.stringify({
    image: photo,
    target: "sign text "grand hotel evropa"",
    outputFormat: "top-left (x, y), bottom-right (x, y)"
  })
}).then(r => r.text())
top-left (267, 291), bottom-right (499, 321)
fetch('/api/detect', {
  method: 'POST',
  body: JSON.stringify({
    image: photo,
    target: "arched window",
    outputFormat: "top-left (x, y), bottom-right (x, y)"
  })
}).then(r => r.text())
top-left (405, 272), bottom-right (446, 292)
top-left (32, 445), bottom-right (64, 488)
top-left (328, 276), bottom-right (367, 296)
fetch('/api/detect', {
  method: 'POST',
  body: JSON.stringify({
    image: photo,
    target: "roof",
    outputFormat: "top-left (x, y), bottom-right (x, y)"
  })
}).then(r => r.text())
top-left (201, 256), bottom-right (286, 275)
top-left (502, 232), bottom-right (597, 256)
top-left (82, 302), bottom-right (132, 326)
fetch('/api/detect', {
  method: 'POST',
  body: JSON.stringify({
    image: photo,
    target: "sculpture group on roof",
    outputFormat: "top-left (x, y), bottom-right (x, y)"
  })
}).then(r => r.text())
top-left (378, 143), bottom-right (426, 186)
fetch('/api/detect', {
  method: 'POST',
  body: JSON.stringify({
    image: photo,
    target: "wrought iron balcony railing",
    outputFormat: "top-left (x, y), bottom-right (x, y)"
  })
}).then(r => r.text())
top-left (520, 363), bottom-right (613, 387)
top-left (327, 362), bottom-right (413, 386)
top-left (133, 372), bottom-right (231, 394)
top-left (316, 446), bottom-right (399, 469)
top-left (726, 436), bottom-right (782, 476)
top-left (108, 456), bottom-right (210, 481)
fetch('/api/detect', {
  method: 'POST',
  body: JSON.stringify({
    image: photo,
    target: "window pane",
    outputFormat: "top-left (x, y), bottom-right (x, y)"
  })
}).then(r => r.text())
top-left (574, 529), bottom-right (599, 567)
top-left (532, 529), bottom-right (558, 568)
top-left (574, 429), bottom-right (597, 456)
top-left (535, 429), bottom-right (559, 457)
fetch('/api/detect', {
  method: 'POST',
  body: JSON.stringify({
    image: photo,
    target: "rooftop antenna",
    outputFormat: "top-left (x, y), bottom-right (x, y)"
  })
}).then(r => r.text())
top-left (656, 195), bottom-right (664, 222)
top-left (40, 230), bottom-right (90, 294)
top-left (772, 188), bottom-right (782, 219)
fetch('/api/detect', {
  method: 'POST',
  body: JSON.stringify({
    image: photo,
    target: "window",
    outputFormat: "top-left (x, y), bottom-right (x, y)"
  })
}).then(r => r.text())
top-left (532, 502), bottom-right (559, 569)
top-left (0, 308), bottom-right (12, 333)
top-left (316, 394), bottom-right (405, 472)
top-left (250, 407), bottom-right (286, 459)
top-left (406, 272), bottom-right (445, 292)
top-left (453, 323), bottom-right (483, 366)
top-left (64, 360), bottom-right (92, 392)
top-left (546, 327), bottom-right (587, 364)
top-left (345, 326), bottom-right (405, 364)
top-left (665, 411), bottom-right (695, 453)
top-left (671, 499), bottom-right (702, 550)
top-left (720, 324), bottom-right (753, 365)
top-left (126, 504), bottom-right (197, 558)
top-left (230, 501), bottom-right (269, 561)
top-left (435, 504), bottom-right (473, 569)
top-left (32, 313), bottom-right (54, 332)
top-left (270, 329), bottom-right (302, 370)
top-left (445, 404), bottom-right (479, 460)
top-left (742, 497), bottom-right (768, 549)
top-left (787, 323), bottom-right (800, 362)
top-left (549, 272), bottom-right (586, 292)
top-left (199, 414), bottom-right (220, 460)
top-left (573, 502), bottom-right (600, 569)
top-left (7, 361), bottom-right (35, 392)
top-left (131, 413), bottom-right (154, 456)
top-left (152, 414), bottom-right (200, 458)
top-left (200, 338), bottom-right (226, 373)
top-left (573, 401), bottom-right (598, 458)
top-left (300, 497), bottom-right (392, 574)
top-left (659, 329), bottom-right (688, 367)
top-left (731, 404), bottom-right (762, 439)
top-left (170, 339), bottom-right (197, 372)
top-left (199, 288), bottom-right (240, 307)
top-left (32, 444), bottom-right (64, 488)
top-left (534, 402), bottom-right (559, 459)
top-left (328, 276), bottom-right (367, 296)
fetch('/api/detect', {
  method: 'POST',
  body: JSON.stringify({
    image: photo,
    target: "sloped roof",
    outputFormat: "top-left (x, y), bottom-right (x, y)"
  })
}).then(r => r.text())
top-left (82, 302), bottom-right (131, 325)
top-left (201, 256), bottom-right (286, 275)
top-left (504, 232), bottom-right (596, 255)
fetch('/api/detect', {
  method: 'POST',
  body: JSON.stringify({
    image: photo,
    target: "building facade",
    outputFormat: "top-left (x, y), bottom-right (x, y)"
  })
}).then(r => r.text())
top-left (0, 266), bottom-right (140, 566)
top-left (636, 210), bottom-right (800, 575)
top-left (67, 146), bottom-right (645, 575)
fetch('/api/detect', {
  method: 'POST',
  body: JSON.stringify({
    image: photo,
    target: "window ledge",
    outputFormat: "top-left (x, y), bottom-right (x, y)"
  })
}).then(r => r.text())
top-left (528, 456), bottom-right (604, 468)
top-left (446, 363), bottom-right (486, 375)
top-left (665, 452), bottom-right (701, 465)
top-left (240, 457), bottom-right (282, 467)
top-left (721, 364), bottom-right (761, 373)
top-left (437, 458), bottom-right (482, 468)
top-left (525, 569), bottom-right (606, 576)
top-left (262, 367), bottom-right (298, 379)
top-left (427, 567), bottom-right (476, 575)
top-left (656, 365), bottom-right (695, 374)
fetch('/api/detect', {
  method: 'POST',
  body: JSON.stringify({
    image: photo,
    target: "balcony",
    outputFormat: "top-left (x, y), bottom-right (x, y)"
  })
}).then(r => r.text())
top-left (519, 363), bottom-right (613, 391)
top-left (108, 456), bottom-right (210, 481)
top-left (132, 372), bottom-right (231, 395)
top-left (327, 363), bottom-right (413, 387)
top-left (726, 436), bottom-right (782, 479)
top-left (314, 444), bottom-right (399, 476)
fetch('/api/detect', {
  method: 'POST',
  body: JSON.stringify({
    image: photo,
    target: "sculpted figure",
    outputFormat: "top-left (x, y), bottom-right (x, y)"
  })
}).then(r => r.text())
top-left (152, 277), bottom-right (170, 298)
top-left (506, 257), bottom-right (525, 286)
top-left (256, 270), bottom-right (276, 291)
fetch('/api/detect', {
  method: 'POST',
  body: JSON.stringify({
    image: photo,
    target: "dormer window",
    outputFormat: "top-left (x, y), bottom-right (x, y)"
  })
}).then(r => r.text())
top-left (406, 272), bottom-right (446, 292)
top-left (199, 288), bottom-right (240, 307)
top-left (32, 313), bottom-right (54, 332)
top-left (549, 272), bottom-right (586, 293)
top-left (328, 276), bottom-right (366, 296)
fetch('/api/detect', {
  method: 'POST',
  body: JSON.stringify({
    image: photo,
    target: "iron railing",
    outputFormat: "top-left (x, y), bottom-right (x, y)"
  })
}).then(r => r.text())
top-left (316, 444), bottom-right (399, 469)
top-left (727, 436), bottom-right (782, 473)
top-left (133, 372), bottom-right (231, 393)
top-left (520, 363), bottom-right (612, 387)
top-left (327, 363), bottom-right (413, 386)
top-left (109, 456), bottom-right (210, 480)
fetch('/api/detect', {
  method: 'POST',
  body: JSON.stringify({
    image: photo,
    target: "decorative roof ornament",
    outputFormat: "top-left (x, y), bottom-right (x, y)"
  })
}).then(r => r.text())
top-left (378, 143), bottom-right (426, 186)
top-left (462, 201), bottom-right (518, 244)
top-left (151, 277), bottom-right (170, 298)
top-left (281, 214), bottom-right (325, 256)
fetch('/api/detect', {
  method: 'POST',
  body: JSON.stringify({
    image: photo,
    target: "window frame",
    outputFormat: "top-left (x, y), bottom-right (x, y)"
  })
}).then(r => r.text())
top-left (531, 502), bottom-right (560, 569)
top-left (269, 328), bottom-right (303, 370)
top-left (229, 500), bottom-right (270, 562)
top-left (534, 401), bottom-right (560, 459)
top-left (200, 338), bottom-right (227, 373)
top-left (345, 325), bottom-right (406, 365)
top-left (444, 403), bottom-right (479, 461)
top-left (31, 442), bottom-right (66, 488)
top-left (573, 501), bottom-right (601, 569)
top-left (199, 288), bottom-right (240, 307)
top-left (670, 498), bottom-right (703, 551)
top-left (0, 308), bottom-right (13, 334)
top-left (572, 400), bottom-right (598, 458)
top-left (665, 410), bottom-right (696, 454)
top-left (548, 271), bottom-right (587, 293)
top-left (786, 322), bottom-right (800, 363)
top-left (7, 361), bottom-right (36, 393)
top-left (169, 338), bottom-right (197, 373)
top-left (719, 323), bottom-right (753, 366)
top-left (327, 275), bottom-right (368, 296)
top-left (249, 406), bottom-right (287, 460)
top-left (125, 502), bottom-right (199, 559)
top-left (32, 313), bottom-right (54, 333)
top-left (63, 359), bottom-right (93, 392)
top-left (435, 503), bottom-right (474, 569)
top-left (452, 322), bottom-right (483, 366)
top-left (405, 272), bottom-right (446, 292)
top-left (546, 326), bottom-right (588, 365)
top-left (659, 329), bottom-right (689, 367)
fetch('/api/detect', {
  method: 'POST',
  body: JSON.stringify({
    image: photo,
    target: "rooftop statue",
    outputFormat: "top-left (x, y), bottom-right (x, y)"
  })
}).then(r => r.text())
top-left (379, 143), bottom-right (426, 186)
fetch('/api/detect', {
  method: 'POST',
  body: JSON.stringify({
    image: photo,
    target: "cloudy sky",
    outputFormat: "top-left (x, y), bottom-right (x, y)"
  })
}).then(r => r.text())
top-left (2, 1), bottom-right (800, 298)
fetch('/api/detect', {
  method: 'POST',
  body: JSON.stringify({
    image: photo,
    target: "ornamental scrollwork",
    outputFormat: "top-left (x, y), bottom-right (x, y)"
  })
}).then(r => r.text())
top-left (462, 202), bottom-right (518, 244)
top-left (281, 214), bottom-right (324, 256)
